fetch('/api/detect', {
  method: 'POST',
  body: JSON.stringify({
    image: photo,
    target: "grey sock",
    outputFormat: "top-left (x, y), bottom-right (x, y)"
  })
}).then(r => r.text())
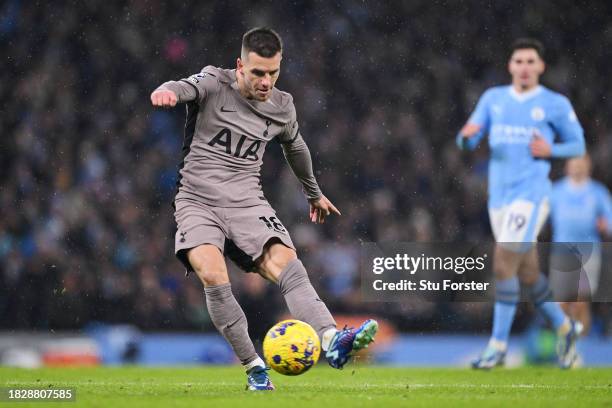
top-left (204, 283), bottom-right (258, 365)
top-left (277, 259), bottom-right (336, 339)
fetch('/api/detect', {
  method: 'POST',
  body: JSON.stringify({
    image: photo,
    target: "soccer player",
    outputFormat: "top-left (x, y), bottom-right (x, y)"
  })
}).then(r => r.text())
top-left (550, 154), bottom-right (612, 334)
top-left (457, 38), bottom-right (586, 369)
top-left (150, 28), bottom-right (378, 390)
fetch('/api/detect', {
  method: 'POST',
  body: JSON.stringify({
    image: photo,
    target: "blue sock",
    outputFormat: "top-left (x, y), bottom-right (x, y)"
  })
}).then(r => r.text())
top-left (530, 274), bottom-right (567, 330)
top-left (491, 276), bottom-right (520, 344)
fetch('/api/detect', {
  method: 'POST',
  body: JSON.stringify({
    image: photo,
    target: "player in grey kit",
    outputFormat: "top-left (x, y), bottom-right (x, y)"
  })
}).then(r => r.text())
top-left (150, 27), bottom-right (378, 390)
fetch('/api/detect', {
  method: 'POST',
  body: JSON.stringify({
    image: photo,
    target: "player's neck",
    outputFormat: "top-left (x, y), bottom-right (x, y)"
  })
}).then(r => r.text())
top-left (569, 177), bottom-right (589, 187)
top-left (234, 71), bottom-right (257, 101)
top-left (512, 82), bottom-right (539, 94)
top-left (235, 74), bottom-right (250, 99)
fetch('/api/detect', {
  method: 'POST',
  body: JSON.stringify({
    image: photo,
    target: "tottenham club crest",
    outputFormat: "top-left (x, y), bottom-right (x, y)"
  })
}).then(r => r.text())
top-left (531, 106), bottom-right (545, 121)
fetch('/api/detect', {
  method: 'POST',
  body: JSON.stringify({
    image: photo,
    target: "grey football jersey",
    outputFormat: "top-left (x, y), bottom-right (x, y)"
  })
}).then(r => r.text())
top-left (157, 66), bottom-right (321, 207)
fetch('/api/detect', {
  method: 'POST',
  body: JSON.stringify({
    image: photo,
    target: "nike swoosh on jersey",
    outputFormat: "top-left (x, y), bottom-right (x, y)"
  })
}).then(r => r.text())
top-left (220, 106), bottom-right (237, 112)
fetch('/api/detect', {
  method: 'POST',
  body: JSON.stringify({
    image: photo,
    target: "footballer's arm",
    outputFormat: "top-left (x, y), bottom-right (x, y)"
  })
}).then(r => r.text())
top-left (151, 72), bottom-right (213, 107)
top-left (279, 133), bottom-right (340, 224)
top-left (457, 89), bottom-right (493, 151)
top-left (530, 97), bottom-right (585, 158)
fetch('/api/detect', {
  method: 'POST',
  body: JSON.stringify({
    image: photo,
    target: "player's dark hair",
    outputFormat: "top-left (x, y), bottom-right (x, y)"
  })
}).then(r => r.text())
top-left (510, 38), bottom-right (545, 60)
top-left (242, 27), bottom-right (283, 58)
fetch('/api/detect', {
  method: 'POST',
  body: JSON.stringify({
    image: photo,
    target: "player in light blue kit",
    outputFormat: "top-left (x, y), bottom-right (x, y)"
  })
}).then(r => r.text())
top-left (550, 155), bottom-right (612, 334)
top-left (457, 39), bottom-right (586, 369)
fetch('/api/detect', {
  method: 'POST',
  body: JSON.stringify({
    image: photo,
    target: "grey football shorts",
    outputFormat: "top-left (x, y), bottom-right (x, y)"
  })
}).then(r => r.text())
top-left (174, 198), bottom-right (295, 273)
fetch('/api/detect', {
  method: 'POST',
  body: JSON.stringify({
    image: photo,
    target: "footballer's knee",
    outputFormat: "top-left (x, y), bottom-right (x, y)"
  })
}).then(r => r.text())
top-left (256, 240), bottom-right (298, 283)
top-left (187, 244), bottom-right (229, 286)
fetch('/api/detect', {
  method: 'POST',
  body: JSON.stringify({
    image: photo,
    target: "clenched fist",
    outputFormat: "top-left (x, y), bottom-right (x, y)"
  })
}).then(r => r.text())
top-left (529, 131), bottom-right (552, 158)
top-left (151, 89), bottom-right (178, 107)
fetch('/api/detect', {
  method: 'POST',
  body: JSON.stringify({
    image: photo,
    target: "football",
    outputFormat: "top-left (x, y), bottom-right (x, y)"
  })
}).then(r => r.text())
top-left (263, 319), bottom-right (321, 375)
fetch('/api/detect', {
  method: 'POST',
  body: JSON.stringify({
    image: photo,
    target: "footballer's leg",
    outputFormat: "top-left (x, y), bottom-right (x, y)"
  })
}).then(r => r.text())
top-left (187, 245), bottom-right (273, 390)
top-left (561, 302), bottom-right (591, 335)
top-left (523, 249), bottom-right (582, 369)
top-left (474, 198), bottom-right (560, 369)
top-left (256, 241), bottom-right (337, 345)
top-left (519, 211), bottom-right (582, 368)
top-left (174, 200), bottom-right (272, 390)
top-left (226, 203), bottom-right (377, 370)
top-left (521, 247), bottom-right (570, 334)
top-left (561, 250), bottom-right (597, 335)
top-left (472, 244), bottom-right (521, 369)
top-left (257, 241), bottom-right (378, 369)
top-left (473, 201), bottom-right (536, 369)
top-left (559, 244), bottom-right (601, 335)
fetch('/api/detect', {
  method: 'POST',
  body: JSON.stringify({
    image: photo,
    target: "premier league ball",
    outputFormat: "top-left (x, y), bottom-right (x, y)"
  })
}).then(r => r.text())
top-left (263, 319), bottom-right (321, 375)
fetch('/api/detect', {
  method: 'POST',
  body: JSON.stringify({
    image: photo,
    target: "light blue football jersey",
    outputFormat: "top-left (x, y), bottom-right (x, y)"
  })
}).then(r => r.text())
top-left (458, 85), bottom-right (585, 209)
top-left (550, 177), bottom-right (612, 242)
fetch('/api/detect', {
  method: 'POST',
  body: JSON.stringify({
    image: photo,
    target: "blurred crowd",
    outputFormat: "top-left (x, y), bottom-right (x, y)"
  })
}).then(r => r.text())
top-left (2, 0), bottom-right (611, 335)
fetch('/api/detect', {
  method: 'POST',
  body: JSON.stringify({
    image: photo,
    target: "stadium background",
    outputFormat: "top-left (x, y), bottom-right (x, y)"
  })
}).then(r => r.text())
top-left (1, 0), bottom-right (611, 366)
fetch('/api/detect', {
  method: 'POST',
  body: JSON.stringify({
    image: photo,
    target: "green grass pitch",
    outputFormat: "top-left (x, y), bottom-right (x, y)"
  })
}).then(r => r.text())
top-left (2, 365), bottom-right (611, 407)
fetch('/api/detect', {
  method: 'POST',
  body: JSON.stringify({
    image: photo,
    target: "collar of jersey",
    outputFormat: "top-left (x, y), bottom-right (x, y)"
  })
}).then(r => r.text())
top-left (566, 177), bottom-right (591, 192)
top-left (508, 85), bottom-right (542, 102)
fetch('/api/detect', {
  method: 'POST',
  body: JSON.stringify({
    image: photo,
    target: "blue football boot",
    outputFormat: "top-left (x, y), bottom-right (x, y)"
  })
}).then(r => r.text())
top-left (326, 319), bottom-right (378, 369)
top-left (246, 366), bottom-right (275, 391)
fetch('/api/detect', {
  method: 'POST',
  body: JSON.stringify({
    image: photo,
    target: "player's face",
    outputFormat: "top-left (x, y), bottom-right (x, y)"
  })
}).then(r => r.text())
top-left (508, 49), bottom-right (545, 90)
top-left (237, 51), bottom-right (281, 101)
top-left (566, 156), bottom-right (591, 181)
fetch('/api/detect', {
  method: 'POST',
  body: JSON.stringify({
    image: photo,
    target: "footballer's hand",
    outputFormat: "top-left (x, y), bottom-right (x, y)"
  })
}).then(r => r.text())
top-left (309, 195), bottom-right (341, 224)
top-left (530, 132), bottom-right (552, 158)
top-left (459, 123), bottom-right (481, 139)
top-left (151, 89), bottom-right (178, 108)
